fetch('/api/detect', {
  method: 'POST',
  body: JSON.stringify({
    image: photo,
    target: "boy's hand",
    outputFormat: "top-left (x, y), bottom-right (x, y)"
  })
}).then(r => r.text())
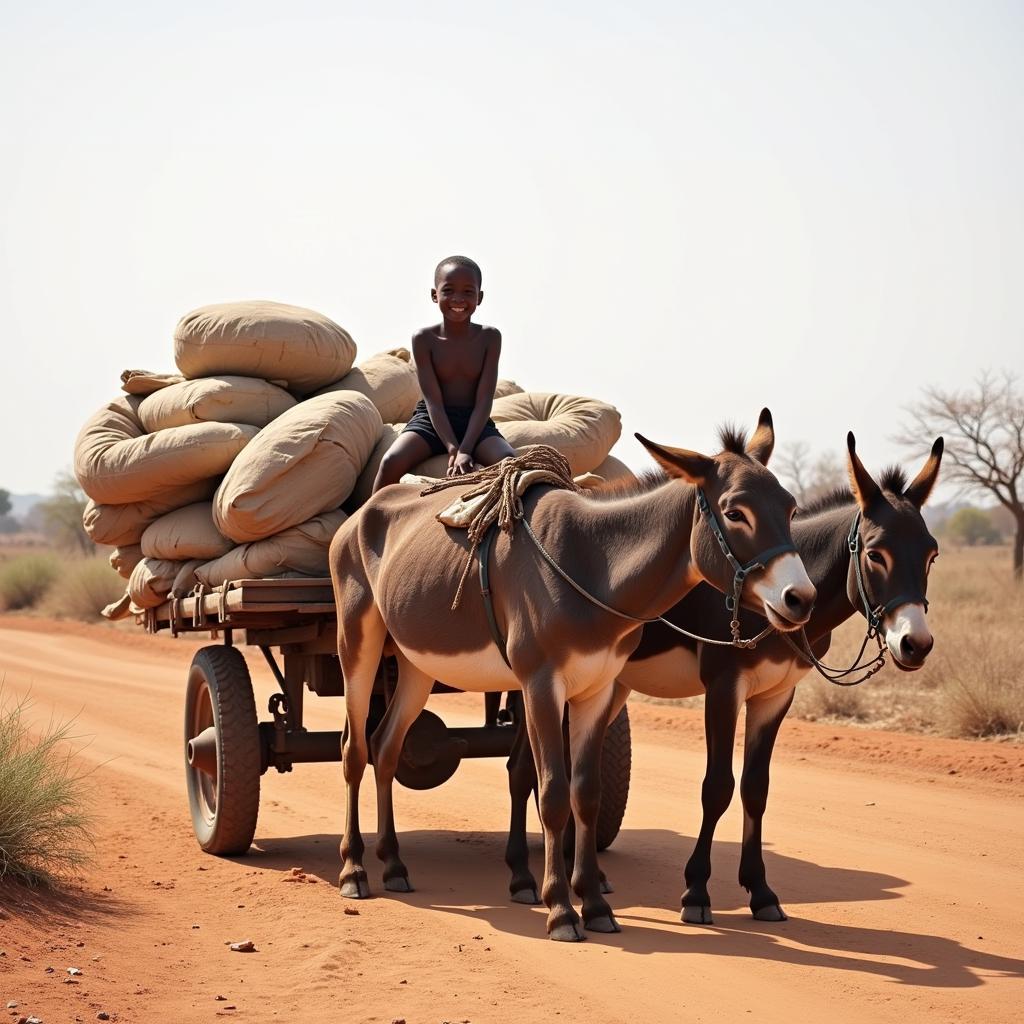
top-left (448, 451), bottom-right (475, 477)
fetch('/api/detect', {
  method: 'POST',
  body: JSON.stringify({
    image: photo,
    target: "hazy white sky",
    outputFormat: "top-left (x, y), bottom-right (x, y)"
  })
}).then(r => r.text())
top-left (1, 0), bottom-right (1021, 494)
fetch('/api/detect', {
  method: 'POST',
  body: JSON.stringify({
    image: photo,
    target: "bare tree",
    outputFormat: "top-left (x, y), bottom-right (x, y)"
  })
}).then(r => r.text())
top-left (898, 371), bottom-right (1024, 580)
top-left (34, 471), bottom-right (93, 555)
top-left (776, 441), bottom-right (844, 508)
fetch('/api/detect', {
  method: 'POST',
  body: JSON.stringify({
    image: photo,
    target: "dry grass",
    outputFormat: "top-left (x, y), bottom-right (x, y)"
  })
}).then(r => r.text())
top-left (632, 547), bottom-right (1023, 741)
top-left (0, 552), bottom-right (61, 610)
top-left (0, 691), bottom-right (95, 886)
top-left (792, 546), bottom-right (1023, 739)
top-left (44, 554), bottom-right (125, 621)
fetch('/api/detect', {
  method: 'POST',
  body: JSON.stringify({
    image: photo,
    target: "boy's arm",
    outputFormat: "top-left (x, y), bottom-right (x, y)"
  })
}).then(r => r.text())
top-left (458, 329), bottom-right (502, 457)
top-left (411, 331), bottom-right (460, 455)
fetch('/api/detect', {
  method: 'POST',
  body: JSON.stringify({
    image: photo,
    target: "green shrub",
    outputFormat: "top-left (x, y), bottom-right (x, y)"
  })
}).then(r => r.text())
top-left (0, 553), bottom-right (61, 610)
top-left (0, 693), bottom-right (94, 886)
top-left (45, 555), bottom-right (125, 621)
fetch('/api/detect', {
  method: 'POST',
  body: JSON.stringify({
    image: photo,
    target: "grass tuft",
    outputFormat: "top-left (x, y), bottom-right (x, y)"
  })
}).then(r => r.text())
top-left (44, 555), bottom-right (125, 621)
top-left (0, 553), bottom-right (61, 610)
top-left (0, 691), bottom-right (95, 886)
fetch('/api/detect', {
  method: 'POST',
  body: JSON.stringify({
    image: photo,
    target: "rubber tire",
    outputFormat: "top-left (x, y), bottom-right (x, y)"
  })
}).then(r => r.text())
top-left (595, 705), bottom-right (631, 852)
top-left (184, 646), bottom-right (261, 856)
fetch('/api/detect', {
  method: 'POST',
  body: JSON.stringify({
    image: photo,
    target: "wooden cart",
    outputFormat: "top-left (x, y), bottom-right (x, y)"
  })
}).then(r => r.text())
top-left (142, 578), bottom-right (632, 857)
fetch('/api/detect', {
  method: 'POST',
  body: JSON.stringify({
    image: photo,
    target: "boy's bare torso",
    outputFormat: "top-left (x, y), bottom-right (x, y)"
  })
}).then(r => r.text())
top-left (414, 324), bottom-right (500, 407)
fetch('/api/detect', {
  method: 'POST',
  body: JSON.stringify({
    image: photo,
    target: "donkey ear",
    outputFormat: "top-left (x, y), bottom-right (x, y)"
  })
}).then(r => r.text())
top-left (905, 437), bottom-right (943, 508)
top-left (635, 433), bottom-right (715, 484)
top-left (846, 432), bottom-right (881, 512)
top-left (745, 407), bottom-right (775, 466)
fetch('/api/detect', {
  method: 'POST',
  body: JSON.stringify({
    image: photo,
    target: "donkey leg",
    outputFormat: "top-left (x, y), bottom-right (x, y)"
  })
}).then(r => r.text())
top-left (371, 655), bottom-right (435, 893)
top-left (338, 601), bottom-right (387, 900)
top-left (505, 711), bottom-right (541, 905)
top-left (568, 685), bottom-right (619, 933)
top-left (522, 678), bottom-right (582, 941)
top-left (739, 688), bottom-right (795, 922)
top-left (681, 677), bottom-right (742, 924)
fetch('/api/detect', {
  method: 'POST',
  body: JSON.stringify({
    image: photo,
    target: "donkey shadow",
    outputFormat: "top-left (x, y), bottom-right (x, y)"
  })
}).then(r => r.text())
top-left (245, 827), bottom-right (1024, 988)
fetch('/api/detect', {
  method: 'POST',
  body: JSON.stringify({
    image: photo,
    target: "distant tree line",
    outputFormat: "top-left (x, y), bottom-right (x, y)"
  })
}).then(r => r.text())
top-left (0, 473), bottom-right (92, 553)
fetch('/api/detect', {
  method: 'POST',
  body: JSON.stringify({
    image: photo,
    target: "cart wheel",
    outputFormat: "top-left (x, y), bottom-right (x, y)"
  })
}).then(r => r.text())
top-left (596, 705), bottom-right (631, 852)
top-left (184, 646), bottom-right (261, 856)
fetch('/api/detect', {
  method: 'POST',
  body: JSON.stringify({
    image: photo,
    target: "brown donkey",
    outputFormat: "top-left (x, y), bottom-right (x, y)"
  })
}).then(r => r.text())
top-left (505, 433), bottom-right (942, 922)
top-left (328, 411), bottom-right (816, 940)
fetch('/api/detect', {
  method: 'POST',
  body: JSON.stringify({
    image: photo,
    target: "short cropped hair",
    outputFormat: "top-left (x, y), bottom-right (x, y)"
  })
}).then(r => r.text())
top-left (434, 255), bottom-right (482, 288)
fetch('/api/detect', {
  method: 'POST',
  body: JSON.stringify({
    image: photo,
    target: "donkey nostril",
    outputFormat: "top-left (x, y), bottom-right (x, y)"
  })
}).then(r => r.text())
top-left (782, 586), bottom-right (805, 613)
top-left (900, 635), bottom-right (916, 658)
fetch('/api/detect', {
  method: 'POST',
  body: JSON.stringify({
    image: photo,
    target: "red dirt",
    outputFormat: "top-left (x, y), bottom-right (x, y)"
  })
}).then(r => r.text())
top-left (1, 618), bottom-right (1021, 1023)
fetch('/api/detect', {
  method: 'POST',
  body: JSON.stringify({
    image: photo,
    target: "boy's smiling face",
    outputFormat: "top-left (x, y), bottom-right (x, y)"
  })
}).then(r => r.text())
top-left (432, 264), bottom-right (483, 324)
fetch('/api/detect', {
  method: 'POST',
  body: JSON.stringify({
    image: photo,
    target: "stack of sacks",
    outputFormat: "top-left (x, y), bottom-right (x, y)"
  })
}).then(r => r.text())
top-left (75, 300), bottom-right (388, 616)
top-left (79, 297), bottom-right (634, 618)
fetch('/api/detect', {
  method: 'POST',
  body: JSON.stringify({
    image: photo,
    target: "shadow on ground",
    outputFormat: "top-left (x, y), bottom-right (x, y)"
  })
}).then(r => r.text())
top-left (239, 826), bottom-right (1024, 988)
top-left (0, 879), bottom-right (133, 927)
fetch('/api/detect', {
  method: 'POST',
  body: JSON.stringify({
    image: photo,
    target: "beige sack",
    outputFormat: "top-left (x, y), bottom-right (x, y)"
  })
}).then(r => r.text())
top-left (494, 379), bottom-right (524, 399)
top-left (195, 509), bottom-right (347, 586)
top-left (128, 556), bottom-right (203, 609)
top-left (347, 423), bottom-right (404, 510)
top-left (83, 479), bottom-right (220, 546)
top-left (109, 545), bottom-right (144, 579)
top-left (75, 393), bottom-right (257, 504)
top-left (589, 454), bottom-right (635, 487)
top-left (121, 369), bottom-right (186, 396)
top-left (314, 348), bottom-right (419, 424)
top-left (141, 502), bottom-right (233, 560)
top-left (174, 300), bottom-right (357, 396)
top-left (138, 376), bottom-right (296, 432)
top-left (214, 392), bottom-right (382, 542)
top-left (491, 393), bottom-right (621, 476)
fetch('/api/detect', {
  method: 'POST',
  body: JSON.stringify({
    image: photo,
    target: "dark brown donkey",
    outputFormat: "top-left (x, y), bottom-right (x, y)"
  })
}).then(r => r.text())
top-left (504, 433), bottom-right (943, 923)
top-left (328, 411), bottom-right (815, 940)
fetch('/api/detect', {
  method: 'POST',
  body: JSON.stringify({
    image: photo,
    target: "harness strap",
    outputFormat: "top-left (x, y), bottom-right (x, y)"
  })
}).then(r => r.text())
top-left (478, 525), bottom-right (512, 668)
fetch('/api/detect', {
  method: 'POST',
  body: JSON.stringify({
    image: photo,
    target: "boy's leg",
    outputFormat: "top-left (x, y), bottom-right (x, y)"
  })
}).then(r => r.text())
top-left (372, 433), bottom-right (435, 493)
top-left (473, 436), bottom-right (517, 467)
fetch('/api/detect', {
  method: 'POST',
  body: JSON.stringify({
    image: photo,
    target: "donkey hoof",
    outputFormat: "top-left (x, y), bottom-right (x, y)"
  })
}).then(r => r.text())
top-left (511, 887), bottom-right (541, 905)
top-left (585, 914), bottom-right (621, 934)
top-left (600, 878), bottom-right (615, 895)
top-left (681, 905), bottom-right (714, 925)
top-left (339, 873), bottom-right (370, 899)
top-left (384, 875), bottom-right (413, 893)
top-left (753, 903), bottom-right (787, 922)
top-left (549, 922), bottom-right (586, 942)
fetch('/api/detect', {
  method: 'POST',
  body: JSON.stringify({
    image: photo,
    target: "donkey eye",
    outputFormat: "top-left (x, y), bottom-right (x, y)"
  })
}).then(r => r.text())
top-left (724, 509), bottom-right (748, 525)
top-left (867, 551), bottom-right (886, 566)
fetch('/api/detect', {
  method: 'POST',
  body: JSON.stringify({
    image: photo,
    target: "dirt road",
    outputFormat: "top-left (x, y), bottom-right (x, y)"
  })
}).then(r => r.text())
top-left (1, 618), bottom-right (1021, 1023)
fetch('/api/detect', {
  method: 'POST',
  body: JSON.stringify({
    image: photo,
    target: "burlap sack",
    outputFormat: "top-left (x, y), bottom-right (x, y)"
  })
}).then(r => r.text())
top-left (138, 376), bottom-right (296, 432)
top-left (490, 393), bottom-right (621, 475)
top-left (195, 509), bottom-right (347, 586)
top-left (120, 369), bottom-right (186, 396)
top-left (75, 395), bottom-right (257, 504)
top-left (141, 502), bottom-right (233, 560)
top-left (214, 392), bottom-right (382, 542)
top-left (109, 545), bottom-right (144, 579)
top-left (174, 301), bottom-right (357, 395)
top-left (314, 348), bottom-right (419, 424)
top-left (493, 379), bottom-right (524, 399)
top-left (589, 454), bottom-right (635, 487)
top-left (83, 479), bottom-right (220, 546)
top-left (128, 556), bottom-right (204, 609)
top-left (346, 423), bottom-right (404, 510)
